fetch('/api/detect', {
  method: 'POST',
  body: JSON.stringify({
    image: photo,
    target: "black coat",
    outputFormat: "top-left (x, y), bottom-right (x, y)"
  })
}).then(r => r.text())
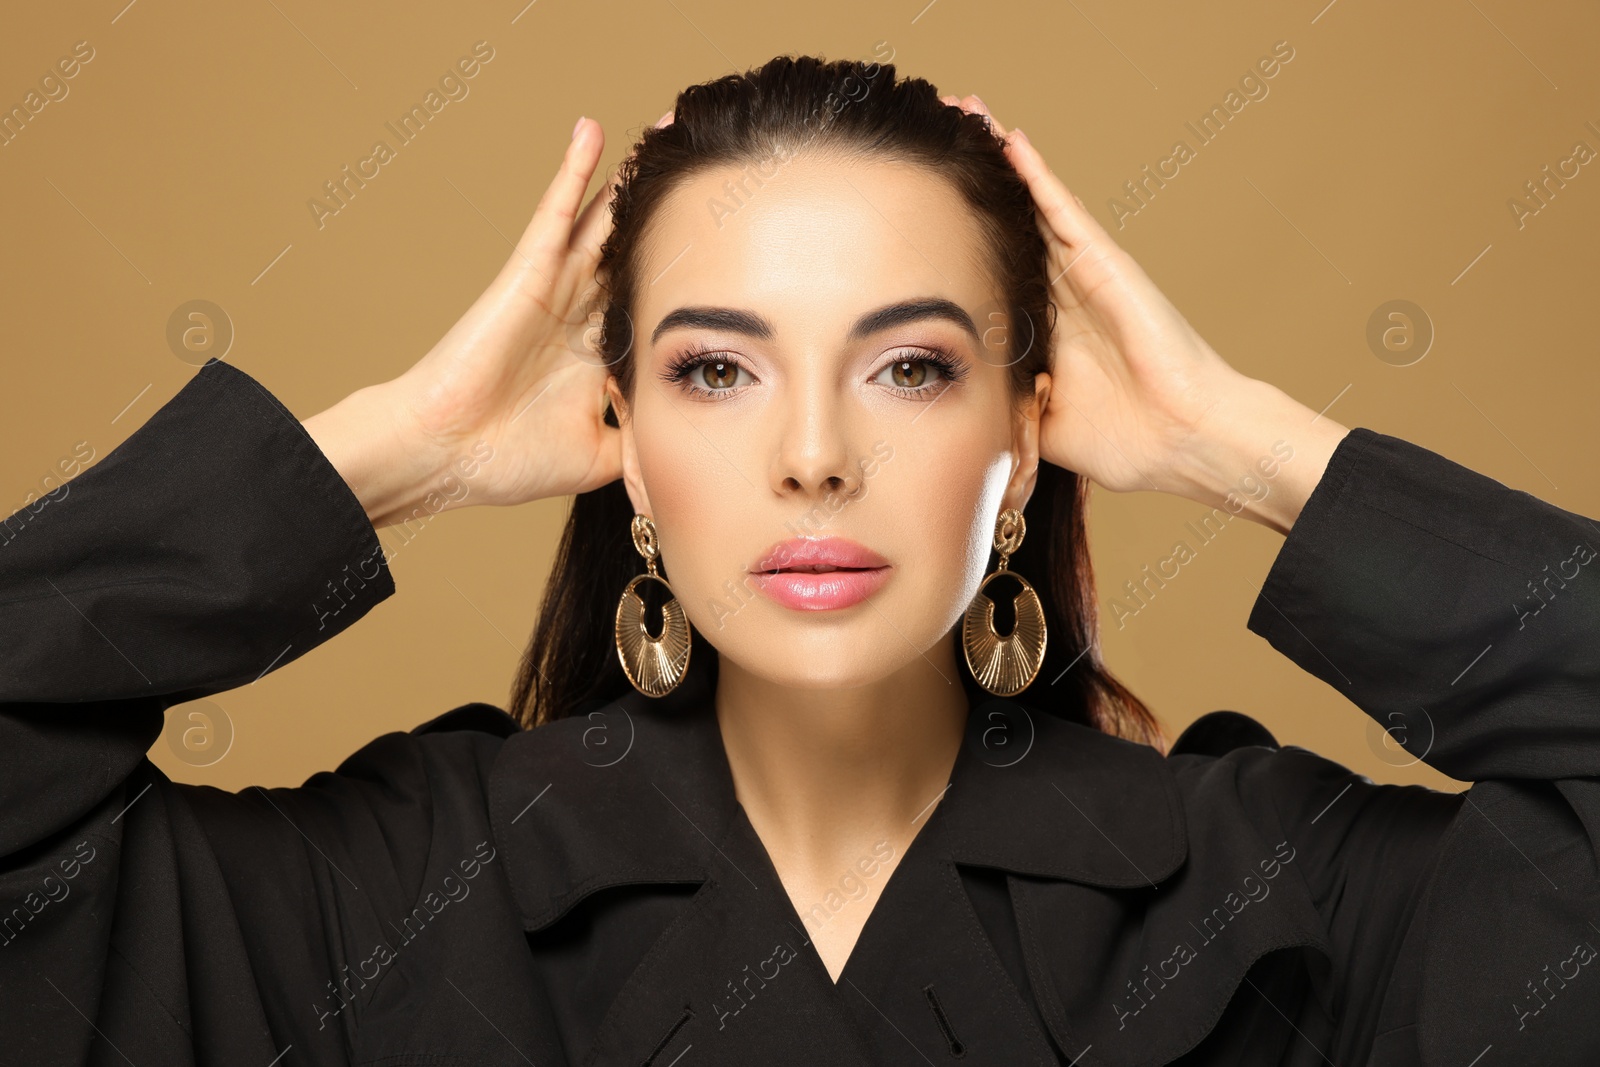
top-left (3, 358), bottom-right (1598, 1066)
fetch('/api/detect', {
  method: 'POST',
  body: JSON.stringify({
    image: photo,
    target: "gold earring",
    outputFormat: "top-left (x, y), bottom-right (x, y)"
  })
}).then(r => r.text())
top-left (615, 514), bottom-right (693, 697)
top-left (962, 507), bottom-right (1047, 697)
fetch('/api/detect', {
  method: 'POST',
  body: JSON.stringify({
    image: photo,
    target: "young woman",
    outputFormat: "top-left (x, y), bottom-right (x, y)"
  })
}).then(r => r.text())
top-left (3, 55), bottom-right (1597, 1066)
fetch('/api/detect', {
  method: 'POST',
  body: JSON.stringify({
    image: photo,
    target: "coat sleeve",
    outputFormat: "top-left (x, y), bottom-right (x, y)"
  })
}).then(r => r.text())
top-left (0, 359), bottom-right (505, 1067)
top-left (1227, 426), bottom-right (1600, 1065)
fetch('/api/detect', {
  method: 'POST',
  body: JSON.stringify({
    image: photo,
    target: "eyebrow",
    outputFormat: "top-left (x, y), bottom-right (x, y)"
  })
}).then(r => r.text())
top-left (649, 297), bottom-right (981, 347)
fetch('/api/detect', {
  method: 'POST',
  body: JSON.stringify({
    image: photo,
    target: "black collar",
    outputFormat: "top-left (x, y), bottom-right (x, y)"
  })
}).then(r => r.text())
top-left (488, 667), bottom-right (1188, 932)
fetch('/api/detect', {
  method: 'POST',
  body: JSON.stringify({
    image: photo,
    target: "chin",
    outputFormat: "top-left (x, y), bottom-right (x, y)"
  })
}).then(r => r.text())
top-left (724, 654), bottom-right (898, 692)
top-left (703, 610), bottom-right (960, 693)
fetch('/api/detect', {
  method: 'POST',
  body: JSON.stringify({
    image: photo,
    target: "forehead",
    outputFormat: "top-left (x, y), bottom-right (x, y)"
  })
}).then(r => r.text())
top-left (633, 153), bottom-right (998, 334)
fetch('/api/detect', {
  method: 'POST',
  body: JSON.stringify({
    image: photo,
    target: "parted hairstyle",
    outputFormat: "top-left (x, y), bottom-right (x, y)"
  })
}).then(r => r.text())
top-left (508, 53), bottom-right (1165, 750)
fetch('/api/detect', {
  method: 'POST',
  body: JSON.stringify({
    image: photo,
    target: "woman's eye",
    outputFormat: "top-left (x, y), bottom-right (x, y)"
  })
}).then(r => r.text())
top-left (875, 357), bottom-right (946, 391)
top-left (692, 359), bottom-right (751, 391)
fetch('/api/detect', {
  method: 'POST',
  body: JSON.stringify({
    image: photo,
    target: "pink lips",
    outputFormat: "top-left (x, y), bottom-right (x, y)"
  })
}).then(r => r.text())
top-left (749, 536), bottom-right (891, 611)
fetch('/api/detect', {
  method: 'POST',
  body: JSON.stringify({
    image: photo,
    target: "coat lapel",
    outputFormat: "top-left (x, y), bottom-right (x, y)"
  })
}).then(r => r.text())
top-left (578, 806), bottom-right (878, 1065)
top-left (829, 696), bottom-right (1187, 1063)
top-left (488, 670), bottom-right (727, 935)
top-left (490, 666), bottom-right (878, 1062)
top-left (488, 682), bottom-right (1329, 1066)
top-left (956, 702), bottom-right (1331, 1066)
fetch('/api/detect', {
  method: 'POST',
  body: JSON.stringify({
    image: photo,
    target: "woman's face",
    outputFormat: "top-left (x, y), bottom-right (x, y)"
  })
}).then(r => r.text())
top-left (608, 152), bottom-right (1049, 692)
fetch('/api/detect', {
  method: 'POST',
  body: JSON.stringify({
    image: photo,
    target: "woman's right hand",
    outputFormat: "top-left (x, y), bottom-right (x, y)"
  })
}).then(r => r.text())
top-left (305, 116), bottom-right (624, 529)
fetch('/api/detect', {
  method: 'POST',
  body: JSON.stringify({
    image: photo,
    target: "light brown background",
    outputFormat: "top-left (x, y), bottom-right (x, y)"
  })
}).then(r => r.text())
top-left (4, 0), bottom-right (1596, 793)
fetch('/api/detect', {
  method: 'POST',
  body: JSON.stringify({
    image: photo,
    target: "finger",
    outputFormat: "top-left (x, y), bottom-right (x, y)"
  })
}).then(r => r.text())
top-left (962, 94), bottom-right (1007, 139)
top-left (559, 110), bottom-right (665, 292)
top-left (1003, 128), bottom-right (1108, 252)
top-left (569, 160), bottom-right (619, 262)
top-left (504, 117), bottom-right (607, 296)
top-left (948, 93), bottom-right (1008, 144)
top-left (585, 420), bottom-right (626, 493)
top-left (550, 161), bottom-right (620, 318)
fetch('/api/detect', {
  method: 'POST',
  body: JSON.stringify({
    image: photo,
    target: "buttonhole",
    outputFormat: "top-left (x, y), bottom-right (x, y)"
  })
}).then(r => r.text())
top-left (923, 983), bottom-right (967, 1057)
top-left (642, 1002), bottom-right (694, 1066)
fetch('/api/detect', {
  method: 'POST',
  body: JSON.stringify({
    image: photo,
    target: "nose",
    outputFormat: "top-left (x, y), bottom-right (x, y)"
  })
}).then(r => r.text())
top-left (768, 381), bottom-right (863, 502)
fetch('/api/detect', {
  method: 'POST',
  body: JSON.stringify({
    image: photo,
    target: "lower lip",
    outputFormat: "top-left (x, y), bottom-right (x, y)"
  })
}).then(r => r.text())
top-left (748, 567), bottom-right (890, 611)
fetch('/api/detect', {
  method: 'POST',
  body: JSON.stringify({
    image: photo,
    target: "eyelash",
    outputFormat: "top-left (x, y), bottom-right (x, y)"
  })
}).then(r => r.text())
top-left (658, 341), bottom-right (969, 402)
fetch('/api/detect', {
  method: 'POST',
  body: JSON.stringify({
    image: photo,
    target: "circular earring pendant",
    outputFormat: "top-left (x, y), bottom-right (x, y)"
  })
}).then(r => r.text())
top-left (615, 515), bottom-right (692, 697)
top-left (962, 572), bottom-right (1048, 697)
top-left (961, 507), bottom-right (1047, 697)
top-left (615, 573), bottom-right (693, 697)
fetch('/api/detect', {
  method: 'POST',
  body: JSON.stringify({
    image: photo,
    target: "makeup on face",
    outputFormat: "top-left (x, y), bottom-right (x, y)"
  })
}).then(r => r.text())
top-left (748, 536), bottom-right (891, 611)
top-left (619, 157), bottom-right (1025, 690)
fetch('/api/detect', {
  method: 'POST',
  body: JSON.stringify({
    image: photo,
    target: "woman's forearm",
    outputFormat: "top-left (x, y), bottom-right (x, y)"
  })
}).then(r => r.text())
top-left (303, 381), bottom-right (457, 530)
top-left (1163, 374), bottom-right (1352, 537)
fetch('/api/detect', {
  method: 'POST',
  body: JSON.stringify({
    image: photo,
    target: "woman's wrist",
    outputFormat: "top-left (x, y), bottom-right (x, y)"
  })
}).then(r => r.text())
top-left (303, 381), bottom-right (459, 530)
top-left (1162, 373), bottom-right (1351, 536)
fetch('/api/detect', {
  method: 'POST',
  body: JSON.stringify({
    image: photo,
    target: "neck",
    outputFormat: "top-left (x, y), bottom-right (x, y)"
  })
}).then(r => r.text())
top-left (712, 627), bottom-right (970, 871)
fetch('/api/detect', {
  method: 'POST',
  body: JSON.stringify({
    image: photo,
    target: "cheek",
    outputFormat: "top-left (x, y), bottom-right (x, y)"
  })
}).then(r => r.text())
top-left (883, 434), bottom-right (1015, 606)
top-left (630, 417), bottom-right (748, 592)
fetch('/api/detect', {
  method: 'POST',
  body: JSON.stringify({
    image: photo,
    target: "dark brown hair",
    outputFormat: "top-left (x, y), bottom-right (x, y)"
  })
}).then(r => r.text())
top-left (508, 53), bottom-right (1165, 750)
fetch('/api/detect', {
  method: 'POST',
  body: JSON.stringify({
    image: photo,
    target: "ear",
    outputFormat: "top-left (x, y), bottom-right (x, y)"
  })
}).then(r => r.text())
top-left (1002, 371), bottom-right (1051, 513)
top-left (606, 376), bottom-right (654, 517)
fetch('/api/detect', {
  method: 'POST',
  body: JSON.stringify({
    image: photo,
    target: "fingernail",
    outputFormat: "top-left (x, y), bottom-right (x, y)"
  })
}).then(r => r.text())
top-left (572, 115), bottom-right (585, 140)
top-left (654, 110), bottom-right (673, 128)
top-left (1012, 127), bottom-right (1030, 145)
top-left (970, 94), bottom-right (988, 113)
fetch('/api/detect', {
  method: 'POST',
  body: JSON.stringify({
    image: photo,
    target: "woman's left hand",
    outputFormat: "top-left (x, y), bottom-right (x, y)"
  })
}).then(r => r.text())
top-left (942, 95), bottom-right (1350, 533)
